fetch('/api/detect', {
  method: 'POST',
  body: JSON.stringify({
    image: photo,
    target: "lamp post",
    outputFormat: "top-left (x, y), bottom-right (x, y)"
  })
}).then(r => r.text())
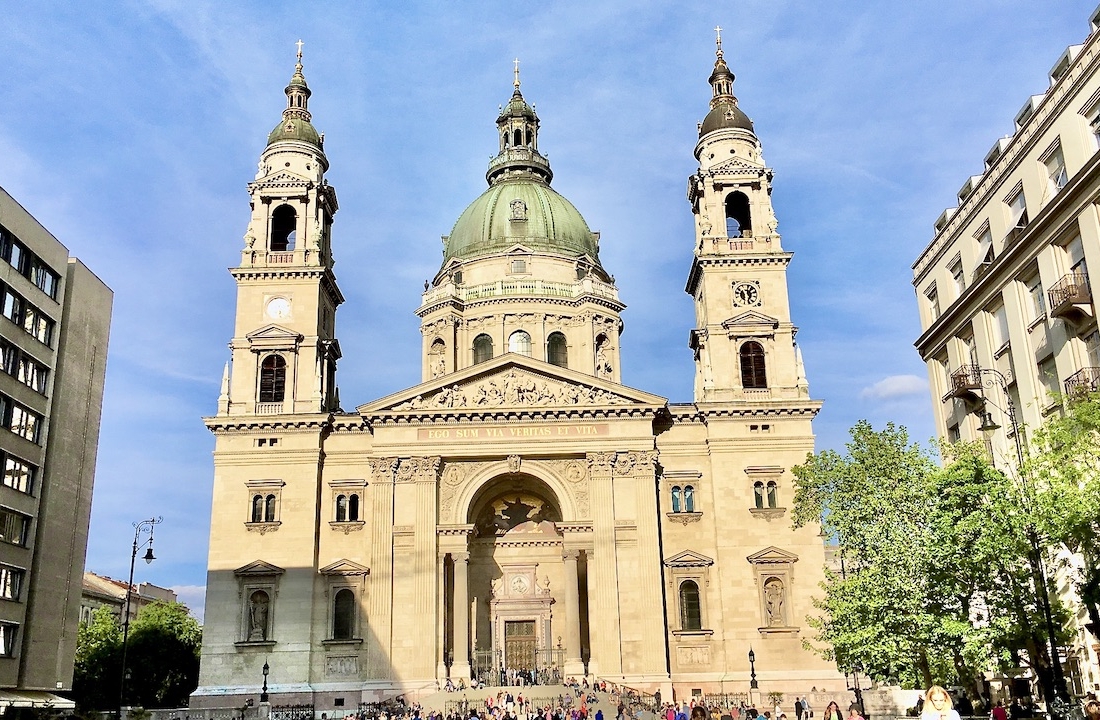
top-left (973, 368), bottom-right (1069, 710)
top-left (748, 648), bottom-right (758, 689)
top-left (117, 516), bottom-right (162, 720)
top-left (260, 660), bottom-right (269, 703)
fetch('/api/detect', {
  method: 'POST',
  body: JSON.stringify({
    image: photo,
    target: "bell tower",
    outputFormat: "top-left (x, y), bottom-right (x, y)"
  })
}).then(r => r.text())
top-left (219, 42), bottom-right (343, 417)
top-left (685, 28), bottom-right (809, 403)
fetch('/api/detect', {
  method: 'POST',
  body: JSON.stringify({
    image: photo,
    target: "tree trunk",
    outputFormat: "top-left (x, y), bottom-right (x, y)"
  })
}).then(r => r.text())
top-left (917, 649), bottom-right (933, 691)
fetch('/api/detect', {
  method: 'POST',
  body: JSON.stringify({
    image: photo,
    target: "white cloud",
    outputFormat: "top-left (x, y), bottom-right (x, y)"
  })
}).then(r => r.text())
top-left (860, 374), bottom-right (929, 400)
top-left (170, 585), bottom-right (206, 624)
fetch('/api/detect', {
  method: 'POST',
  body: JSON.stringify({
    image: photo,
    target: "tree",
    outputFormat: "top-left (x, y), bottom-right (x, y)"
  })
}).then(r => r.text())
top-left (72, 606), bottom-right (123, 711)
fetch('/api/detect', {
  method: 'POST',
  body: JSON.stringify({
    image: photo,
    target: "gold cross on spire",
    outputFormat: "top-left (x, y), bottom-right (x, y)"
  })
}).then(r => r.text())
top-left (514, 58), bottom-right (521, 88)
top-left (296, 39), bottom-right (304, 61)
top-left (714, 25), bottom-right (723, 55)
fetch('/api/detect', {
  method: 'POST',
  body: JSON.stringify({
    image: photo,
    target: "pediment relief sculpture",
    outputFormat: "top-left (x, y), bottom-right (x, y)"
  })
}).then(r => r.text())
top-left (391, 369), bottom-right (632, 411)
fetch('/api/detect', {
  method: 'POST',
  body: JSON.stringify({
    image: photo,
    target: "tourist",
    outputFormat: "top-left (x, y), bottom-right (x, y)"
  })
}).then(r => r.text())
top-left (919, 687), bottom-right (959, 720)
top-left (846, 706), bottom-right (863, 720)
top-left (822, 702), bottom-right (842, 720)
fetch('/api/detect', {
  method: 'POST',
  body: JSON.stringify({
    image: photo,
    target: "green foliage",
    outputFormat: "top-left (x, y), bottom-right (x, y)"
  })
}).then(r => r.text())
top-left (72, 601), bottom-right (201, 711)
top-left (791, 421), bottom-right (1060, 696)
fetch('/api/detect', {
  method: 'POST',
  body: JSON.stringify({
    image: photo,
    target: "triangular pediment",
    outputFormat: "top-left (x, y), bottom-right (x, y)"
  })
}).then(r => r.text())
top-left (358, 353), bottom-right (667, 415)
top-left (746, 546), bottom-right (799, 564)
top-left (253, 169), bottom-right (312, 188)
top-left (708, 157), bottom-right (765, 175)
top-left (506, 244), bottom-right (534, 254)
top-left (319, 559), bottom-right (370, 576)
top-left (664, 550), bottom-right (714, 567)
top-left (234, 560), bottom-right (285, 577)
top-left (722, 311), bottom-right (780, 337)
top-left (246, 324), bottom-right (303, 341)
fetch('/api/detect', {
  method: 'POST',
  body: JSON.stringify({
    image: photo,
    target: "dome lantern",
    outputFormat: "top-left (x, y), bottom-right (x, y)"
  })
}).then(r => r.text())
top-left (699, 26), bottom-right (754, 136)
top-left (266, 40), bottom-right (324, 150)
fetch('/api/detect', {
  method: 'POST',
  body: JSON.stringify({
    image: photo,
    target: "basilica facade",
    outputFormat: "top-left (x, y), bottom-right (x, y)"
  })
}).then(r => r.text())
top-left (193, 39), bottom-right (841, 707)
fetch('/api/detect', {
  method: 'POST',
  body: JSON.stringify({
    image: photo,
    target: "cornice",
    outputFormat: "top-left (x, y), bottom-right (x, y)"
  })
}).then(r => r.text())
top-left (416, 293), bottom-right (625, 319)
top-left (685, 253), bottom-right (793, 293)
top-left (364, 404), bottom-right (663, 426)
top-left (205, 413), bottom-right (334, 433)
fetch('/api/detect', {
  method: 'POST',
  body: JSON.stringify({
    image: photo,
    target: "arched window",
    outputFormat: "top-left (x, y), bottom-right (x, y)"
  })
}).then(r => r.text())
top-left (473, 334), bottom-right (494, 364)
top-left (264, 494), bottom-right (276, 522)
top-left (547, 332), bottom-right (568, 367)
top-left (679, 580), bottom-right (702, 631)
top-left (251, 494), bottom-right (264, 523)
top-left (671, 486), bottom-right (682, 513)
top-left (509, 330), bottom-right (532, 356)
top-left (725, 192), bottom-right (751, 238)
top-left (333, 588), bottom-right (355, 640)
top-left (740, 341), bottom-right (767, 389)
top-left (525, 129), bottom-right (533, 146)
top-left (270, 204), bottom-right (297, 252)
top-left (513, 129), bottom-right (523, 147)
top-left (684, 485), bottom-right (695, 513)
top-left (336, 494), bottom-right (347, 522)
top-left (259, 355), bottom-right (287, 403)
top-left (348, 494), bottom-right (360, 522)
top-left (767, 481), bottom-right (778, 508)
top-left (754, 481), bottom-right (765, 509)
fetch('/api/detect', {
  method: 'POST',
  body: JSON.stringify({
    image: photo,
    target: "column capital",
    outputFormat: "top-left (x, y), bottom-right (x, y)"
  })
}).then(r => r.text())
top-left (367, 457), bottom-right (399, 482)
top-left (453, 551), bottom-right (470, 564)
top-left (562, 549), bottom-right (581, 563)
top-left (396, 456), bottom-right (442, 483)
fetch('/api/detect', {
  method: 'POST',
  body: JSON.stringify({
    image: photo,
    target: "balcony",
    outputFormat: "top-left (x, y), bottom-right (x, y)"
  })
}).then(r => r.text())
top-left (421, 276), bottom-right (620, 306)
top-left (1064, 367), bottom-right (1100, 399)
top-left (945, 364), bottom-right (982, 402)
top-left (1047, 272), bottom-right (1093, 324)
top-left (255, 402), bottom-right (285, 415)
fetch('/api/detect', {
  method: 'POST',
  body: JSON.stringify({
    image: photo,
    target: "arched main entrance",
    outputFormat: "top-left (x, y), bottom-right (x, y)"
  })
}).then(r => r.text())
top-left (443, 472), bottom-right (589, 684)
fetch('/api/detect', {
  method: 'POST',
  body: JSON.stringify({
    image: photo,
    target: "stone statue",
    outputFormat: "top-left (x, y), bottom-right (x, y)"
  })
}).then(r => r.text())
top-left (248, 591), bottom-right (269, 641)
top-left (244, 232), bottom-right (256, 249)
top-left (764, 578), bottom-right (784, 626)
top-left (595, 344), bottom-right (613, 380)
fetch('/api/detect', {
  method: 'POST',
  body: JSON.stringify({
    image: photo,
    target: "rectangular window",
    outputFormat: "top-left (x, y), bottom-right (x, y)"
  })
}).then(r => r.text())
top-left (2, 291), bottom-right (21, 325)
top-left (976, 226), bottom-right (994, 268)
top-left (1007, 190), bottom-right (1029, 229)
top-left (1065, 235), bottom-right (1088, 277)
top-left (1086, 331), bottom-right (1100, 369)
top-left (0, 622), bottom-right (17, 657)
top-left (1044, 144), bottom-right (1068, 194)
top-left (1038, 356), bottom-right (1059, 404)
top-left (0, 566), bottom-right (24, 601)
top-left (925, 284), bottom-right (940, 321)
top-left (0, 341), bottom-right (15, 377)
top-left (22, 307), bottom-right (52, 346)
top-left (0, 509), bottom-right (29, 547)
top-left (28, 261), bottom-right (58, 300)
top-left (16, 357), bottom-right (46, 394)
top-left (948, 424), bottom-right (961, 443)
top-left (510, 259), bottom-right (527, 274)
top-left (992, 304), bottom-right (1010, 349)
top-left (950, 260), bottom-right (966, 297)
top-left (2, 458), bottom-right (33, 495)
top-left (6, 241), bottom-right (25, 275)
top-left (1027, 276), bottom-right (1046, 321)
top-left (9, 405), bottom-right (40, 444)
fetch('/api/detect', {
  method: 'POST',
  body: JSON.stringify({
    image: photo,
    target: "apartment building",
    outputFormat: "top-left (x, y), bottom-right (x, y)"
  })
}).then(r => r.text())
top-left (912, 6), bottom-right (1100, 695)
top-left (0, 186), bottom-right (112, 708)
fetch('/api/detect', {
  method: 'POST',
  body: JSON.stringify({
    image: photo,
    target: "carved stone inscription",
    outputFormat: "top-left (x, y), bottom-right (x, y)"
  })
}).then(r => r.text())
top-left (417, 424), bottom-right (609, 442)
top-left (325, 655), bottom-right (359, 677)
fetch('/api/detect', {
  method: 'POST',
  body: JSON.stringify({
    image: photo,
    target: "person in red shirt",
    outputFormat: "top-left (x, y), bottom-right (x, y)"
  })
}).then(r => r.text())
top-left (991, 701), bottom-right (1008, 720)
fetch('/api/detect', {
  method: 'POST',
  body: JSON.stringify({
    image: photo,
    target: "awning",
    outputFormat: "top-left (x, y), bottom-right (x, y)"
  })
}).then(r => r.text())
top-left (0, 690), bottom-right (76, 710)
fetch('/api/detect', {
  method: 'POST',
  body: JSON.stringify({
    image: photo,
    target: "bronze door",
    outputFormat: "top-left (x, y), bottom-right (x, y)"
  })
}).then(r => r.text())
top-left (504, 620), bottom-right (536, 670)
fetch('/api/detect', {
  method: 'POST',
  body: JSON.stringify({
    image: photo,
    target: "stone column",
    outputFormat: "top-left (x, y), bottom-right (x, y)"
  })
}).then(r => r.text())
top-left (562, 550), bottom-right (585, 677)
top-left (437, 553), bottom-right (448, 681)
top-left (586, 452), bottom-right (622, 676)
top-left (452, 551), bottom-right (471, 679)
top-left (366, 458), bottom-right (397, 677)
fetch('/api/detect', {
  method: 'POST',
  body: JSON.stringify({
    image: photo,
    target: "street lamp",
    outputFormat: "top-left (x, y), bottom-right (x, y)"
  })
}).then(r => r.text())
top-left (260, 660), bottom-right (269, 703)
top-left (117, 516), bottom-right (162, 720)
top-left (845, 665), bottom-right (867, 719)
top-left (748, 648), bottom-right (758, 690)
top-left (971, 367), bottom-right (1069, 710)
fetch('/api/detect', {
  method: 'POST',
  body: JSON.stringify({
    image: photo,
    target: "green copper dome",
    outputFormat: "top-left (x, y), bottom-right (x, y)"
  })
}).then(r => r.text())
top-left (444, 177), bottom-right (599, 263)
top-left (266, 56), bottom-right (324, 151)
top-left (267, 116), bottom-right (322, 147)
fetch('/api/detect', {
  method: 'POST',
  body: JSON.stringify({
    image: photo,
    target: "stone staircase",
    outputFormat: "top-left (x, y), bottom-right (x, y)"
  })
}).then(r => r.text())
top-left (416, 685), bottom-right (639, 717)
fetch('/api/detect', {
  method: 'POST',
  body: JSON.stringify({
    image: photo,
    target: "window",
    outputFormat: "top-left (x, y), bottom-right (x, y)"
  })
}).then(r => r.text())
top-left (0, 508), bottom-right (28, 547)
top-left (740, 341), bottom-right (767, 389)
top-left (1038, 356), bottom-right (1059, 405)
top-left (9, 404), bottom-right (40, 443)
top-left (16, 357), bottom-right (46, 394)
top-left (991, 304), bottom-right (1010, 350)
top-left (264, 494), bottom-right (276, 522)
top-left (976, 226), bottom-right (994, 271)
top-left (1, 234), bottom-right (26, 275)
top-left (0, 566), bottom-right (23, 601)
top-left (332, 588), bottom-right (355, 640)
top-left (684, 485), bottom-right (695, 512)
top-left (1007, 190), bottom-right (1029, 230)
top-left (2, 458), bottom-right (33, 494)
top-left (950, 259), bottom-right (966, 297)
top-left (250, 495), bottom-right (264, 523)
top-left (28, 261), bottom-right (58, 300)
top-left (754, 481), bottom-right (765, 509)
top-left (0, 622), bottom-right (16, 657)
top-left (348, 494), bottom-right (359, 522)
top-left (510, 259), bottom-right (527, 274)
top-left (947, 424), bottom-right (961, 443)
top-left (1044, 143), bottom-right (1068, 194)
top-left (270, 205), bottom-right (297, 252)
top-left (671, 486), bottom-right (682, 513)
top-left (766, 481), bottom-right (778, 508)
top-left (1064, 235), bottom-right (1088, 278)
top-left (1027, 276), bottom-right (1046, 321)
top-left (259, 355), bottom-right (286, 404)
top-left (724, 192), bottom-right (751, 238)
top-left (336, 494), bottom-right (347, 522)
top-left (0, 342), bottom-right (13, 376)
top-left (1086, 331), bottom-right (1100, 369)
top-left (22, 307), bottom-right (52, 346)
top-left (473, 334), bottom-right (493, 364)
top-left (679, 580), bottom-right (702, 631)
top-left (508, 330), bottom-right (532, 356)
top-left (2, 291), bottom-right (21, 324)
top-left (925, 284), bottom-right (941, 321)
top-left (547, 332), bottom-right (568, 368)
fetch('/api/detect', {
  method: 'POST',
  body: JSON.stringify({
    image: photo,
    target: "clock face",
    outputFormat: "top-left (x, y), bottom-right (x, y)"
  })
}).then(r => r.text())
top-left (733, 282), bottom-right (760, 307)
top-left (266, 297), bottom-right (291, 320)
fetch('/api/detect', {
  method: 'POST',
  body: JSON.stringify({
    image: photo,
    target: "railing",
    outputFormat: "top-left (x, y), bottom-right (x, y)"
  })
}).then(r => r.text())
top-left (1065, 367), bottom-right (1100, 398)
top-left (423, 277), bottom-right (619, 305)
top-left (948, 364), bottom-right (982, 399)
top-left (704, 693), bottom-right (750, 709)
top-left (255, 402), bottom-right (284, 415)
top-left (271, 706), bottom-right (314, 720)
top-left (1048, 271), bottom-right (1091, 315)
top-left (266, 252), bottom-right (295, 264)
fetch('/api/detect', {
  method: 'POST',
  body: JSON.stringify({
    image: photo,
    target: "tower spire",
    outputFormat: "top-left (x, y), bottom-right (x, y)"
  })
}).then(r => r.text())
top-left (490, 63), bottom-right (552, 185)
top-left (715, 25), bottom-right (723, 57)
top-left (514, 58), bottom-right (521, 89)
top-left (265, 40), bottom-right (324, 150)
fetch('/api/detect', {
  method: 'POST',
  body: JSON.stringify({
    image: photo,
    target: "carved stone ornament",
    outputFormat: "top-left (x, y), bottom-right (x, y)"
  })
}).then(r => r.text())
top-left (367, 458), bottom-right (399, 482)
top-left (510, 199), bottom-right (528, 221)
top-left (395, 456), bottom-right (441, 483)
top-left (325, 656), bottom-right (359, 677)
top-left (588, 452), bottom-right (616, 474)
top-left (391, 369), bottom-right (630, 411)
top-left (508, 455), bottom-right (522, 473)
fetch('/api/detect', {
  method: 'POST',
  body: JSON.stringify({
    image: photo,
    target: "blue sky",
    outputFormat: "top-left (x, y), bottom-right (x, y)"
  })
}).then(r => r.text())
top-left (2, 1), bottom-right (1094, 622)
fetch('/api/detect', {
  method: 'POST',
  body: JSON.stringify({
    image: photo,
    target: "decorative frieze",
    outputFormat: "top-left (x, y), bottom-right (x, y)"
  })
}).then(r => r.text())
top-left (392, 369), bottom-right (630, 410)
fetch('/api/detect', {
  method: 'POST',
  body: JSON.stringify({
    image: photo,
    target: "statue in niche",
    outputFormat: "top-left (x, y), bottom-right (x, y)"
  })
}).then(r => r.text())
top-left (429, 341), bottom-right (446, 379)
top-left (248, 590), bottom-right (270, 641)
top-left (763, 577), bottom-right (785, 627)
top-left (510, 199), bottom-right (528, 221)
top-left (595, 343), bottom-right (613, 380)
